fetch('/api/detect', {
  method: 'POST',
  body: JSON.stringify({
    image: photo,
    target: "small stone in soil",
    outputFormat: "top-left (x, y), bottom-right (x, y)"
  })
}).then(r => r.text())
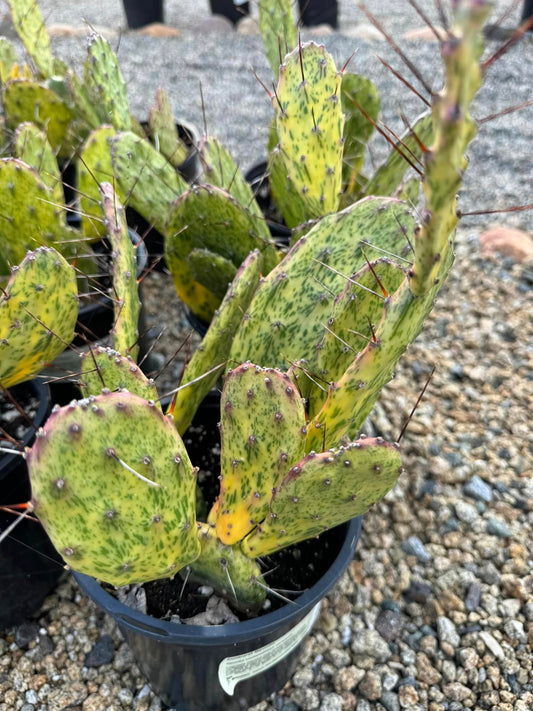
top-left (84, 635), bottom-right (115, 667)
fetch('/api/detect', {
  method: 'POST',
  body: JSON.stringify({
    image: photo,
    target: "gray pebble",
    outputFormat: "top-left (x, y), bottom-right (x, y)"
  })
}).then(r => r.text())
top-left (375, 609), bottom-right (404, 642)
top-left (469, 474), bottom-right (491, 494)
top-left (454, 500), bottom-right (478, 524)
top-left (504, 620), bottom-right (527, 643)
top-left (437, 617), bottom-right (460, 647)
top-left (486, 517), bottom-right (511, 537)
top-left (319, 693), bottom-right (343, 711)
top-left (84, 635), bottom-right (115, 668)
top-left (382, 671), bottom-right (400, 692)
top-left (404, 581), bottom-right (433, 603)
top-left (380, 691), bottom-right (400, 711)
top-left (356, 700), bottom-right (372, 711)
top-left (465, 581), bottom-right (482, 611)
top-left (401, 536), bottom-right (432, 563)
top-left (351, 630), bottom-right (391, 662)
top-left (14, 622), bottom-right (40, 649)
top-left (20, 706), bottom-right (35, 711)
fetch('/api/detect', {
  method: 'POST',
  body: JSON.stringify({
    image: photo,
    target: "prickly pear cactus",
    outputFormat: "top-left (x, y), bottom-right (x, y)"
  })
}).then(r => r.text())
top-left (185, 249), bottom-right (237, 300)
top-left (0, 38), bottom-right (19, 83)
top-left (197, 136), bottom-right (264, 219)
top-left (4, 79), bottom-right (76, 157)
top-left (0, 158), bottom-right (68, 274)
top-left (173, 250), bottom-right (262, 435)
top-left (28, 390), bottom-right (201, 586)
top-left (363, 112), bottom-right (434, 198)
top-left (242, 437), bottom-right (402, 557)
top-left (84, 33), bottom-right (131, 131)
top-left (148, 88), bottom-right (188, 167)
top-left (258, 0), bottom-right (296, 77)
top-left (341, 72), bottom-right (380, 201)
top-left (80, 346), bottom-right (159, 404)
top-left (229, 197), bottom-right (415, 378)
top-left (269, 42), bottom-right (345, 228)
top-left (214, 364), bottom-right (307, 545)
top-left (100, 182), bottom-right (140, 360)
top-left (165, 185), bottom-right (276, 315)
top-left (13, 122), bottom-right (64, 206)
top-left (7, 0), bottom-right (54, 78)
top-left (0, 247), bottom-right (78, 388)
top-left (77, 126), bottom-right (122, 239)
top-left (190, 523), bottom-right (266, 609)
top-left (109, 130), bottom-right (187, 233)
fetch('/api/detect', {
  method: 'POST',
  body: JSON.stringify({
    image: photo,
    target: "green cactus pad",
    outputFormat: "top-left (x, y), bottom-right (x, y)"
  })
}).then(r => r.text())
top-left (80, 346), bottom-right (159, 404)
top-left (0, 38), bottom-right (19, 83)
top-left (77, 125), bottom-right (121, 239)
top-left (258, 0), bottom-right (296, 77)
top-left (165, 184), bottom-right (277, 289)
top-left (363, 112), bottom-right (434, 198)
top-left (242, 437), bottom-right (402, 557)
top-left (99, 183), bottom-right (140, 360)
top-left (0, 158), bottom-right (69, 274)
top-left (186, 248), bottom-right (237, 300)
top-left (28, 390), bottom-right (201, 587)
top-left (7, 0), bottom-right (54, 78)
top-left (215, 364), bottom-right (307, 545)
top-left (0, 247), bottom-right (78, 388)
top-left (148, 88), bottom-right (188, 167)
top-left (173, 250), bottom-right (262, 435)
top-left (84, 33), bottom-right (131, 131)
top-left (341, 72), bottom-right (380, 200)
top-left (13, 122), bottom-right (64, 207)
top-left (269, 42), bottom-right (344, 228)
top-left (197, 136), bottom-right (264, 220)
top-left (189, 523), bottom-right (266, 609)
top-left (311, 257), bottom-right (406, 415)
top-left (109, 130), bottom-right (187, 234)
top-left (4, 79), bottom-right (76, 156)
top-left (229, 196), bottom-right (415, 379)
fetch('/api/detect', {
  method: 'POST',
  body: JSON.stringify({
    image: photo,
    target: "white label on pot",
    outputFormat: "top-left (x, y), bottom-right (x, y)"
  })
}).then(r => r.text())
top-left (218, 602), bottom-right (320, 696)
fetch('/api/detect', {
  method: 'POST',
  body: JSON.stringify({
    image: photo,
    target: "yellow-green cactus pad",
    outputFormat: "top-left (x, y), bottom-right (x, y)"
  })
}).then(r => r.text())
top-left (242, 437), bottom-right (402, 557)
top-left (28, 390), bottom-right (201, 587)
top-left (0, 247), bottom-right (78, 388)
top-left (80, 347), bottom-right (159, 405)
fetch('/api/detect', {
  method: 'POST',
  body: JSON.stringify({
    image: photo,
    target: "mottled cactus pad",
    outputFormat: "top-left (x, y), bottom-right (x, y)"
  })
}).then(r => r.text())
top-left (7, 0), bottom-right (53, 77)
top-left (0, 247), bottom-right (78, 388)
top-left (242, 437), bottom-right (402, 557)
top-left (80, 347), bottom-right (159, 405)
top-left (215, 364), bottom-right (307, 545)
top-left (28, 391), bottom-right (200, 586)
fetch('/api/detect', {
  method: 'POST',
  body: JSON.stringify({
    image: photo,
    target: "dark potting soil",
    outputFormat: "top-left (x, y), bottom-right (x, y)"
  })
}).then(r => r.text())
top-left (0, 387), bottom-right (40, 451)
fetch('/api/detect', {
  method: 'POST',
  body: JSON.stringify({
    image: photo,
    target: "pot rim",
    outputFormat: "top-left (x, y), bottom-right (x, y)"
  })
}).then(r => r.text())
top-left (73, 516), bottom-right (361, 645)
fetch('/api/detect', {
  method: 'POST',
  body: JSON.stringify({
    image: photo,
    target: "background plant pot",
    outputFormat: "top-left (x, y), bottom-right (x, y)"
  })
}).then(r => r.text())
top-left (122, 0), bottom-right (164, 28)
top-left (0, 380), bottom-right (64, 629)
top-left (126, 122), bottom-right (200, 270)
top-left (72, 391), bottom-right (362, 709)
top-left (74, 517), bottom-right (361, 710)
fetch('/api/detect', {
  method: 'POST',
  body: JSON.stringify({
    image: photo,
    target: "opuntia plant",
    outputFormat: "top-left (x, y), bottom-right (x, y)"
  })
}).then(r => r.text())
top-left (25, 0), bottom-right (497, 612)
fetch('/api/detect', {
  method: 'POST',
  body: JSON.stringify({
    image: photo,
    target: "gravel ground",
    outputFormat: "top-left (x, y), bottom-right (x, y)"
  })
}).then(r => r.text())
top-left (1, 2), bottom-right (532, 710)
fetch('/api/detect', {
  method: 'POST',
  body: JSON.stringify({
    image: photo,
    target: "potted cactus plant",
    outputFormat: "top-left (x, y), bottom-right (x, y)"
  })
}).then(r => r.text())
top-left (18, 1), bottom-right (494, 707)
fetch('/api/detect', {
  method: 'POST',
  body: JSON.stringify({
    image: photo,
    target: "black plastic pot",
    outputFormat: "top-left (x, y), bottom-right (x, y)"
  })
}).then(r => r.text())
top-left (209, 0), bottom-right (250, 25)
top-left (245, 161), bottom-right (291, 247)
top-left (0, 380), bottom-right (64, 629)
top-left (74, 517), bottom-right (361, 709)
top-left (122, 0), bottom-right (164, 28)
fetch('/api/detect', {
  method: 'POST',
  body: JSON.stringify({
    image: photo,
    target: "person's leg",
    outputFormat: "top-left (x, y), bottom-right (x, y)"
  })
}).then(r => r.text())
top-left (208, 0), bottom-right (250, 25)
top-left (297, 0), bottom-right (338, 28)
top-left (123, 0), bottom-right (164, 28)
